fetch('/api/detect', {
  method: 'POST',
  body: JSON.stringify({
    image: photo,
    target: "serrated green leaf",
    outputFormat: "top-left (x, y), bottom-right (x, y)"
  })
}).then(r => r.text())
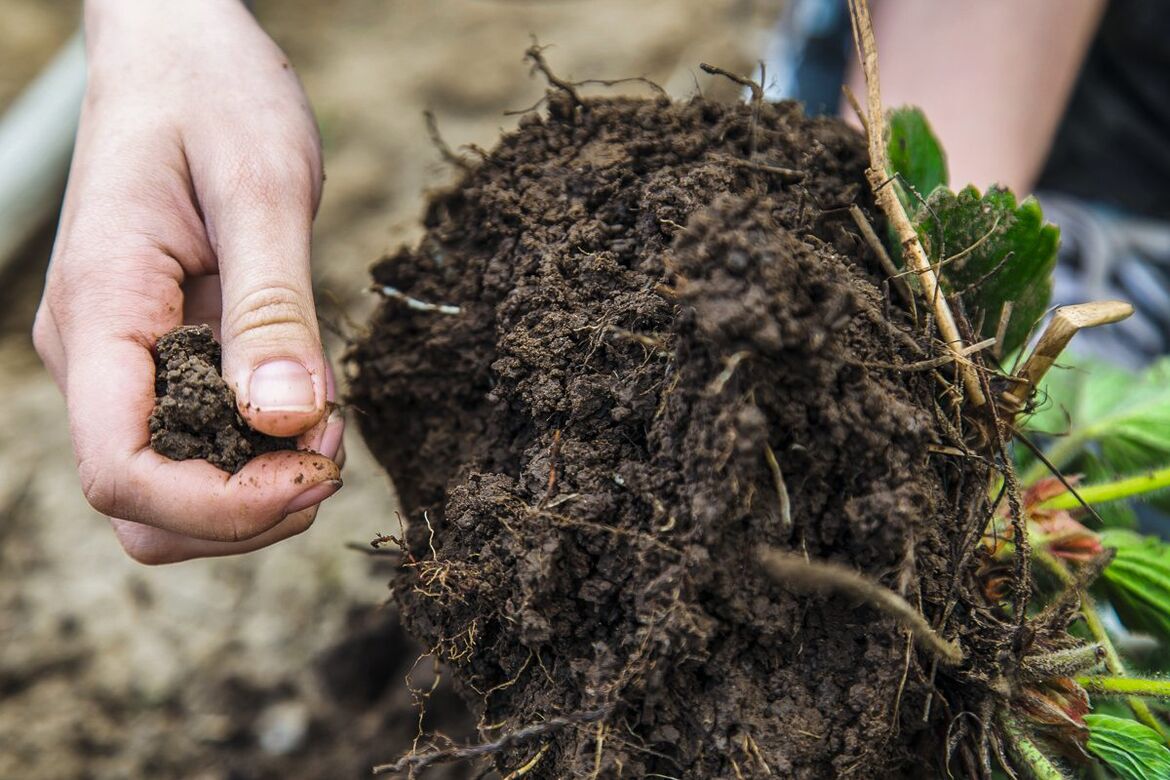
top-left (1023, 358), bottom-right (1170, 512)
top-left (883, 107), bottom-right (1056, 356)
top-left (886, 106), bottom-right (948, 210)
top-left (1101, 531), bottom-right (1170, 644)
top-left (913, 185), bottom-right (1057, 356)
top-left (1085, 713), bottom-right (1170, 780)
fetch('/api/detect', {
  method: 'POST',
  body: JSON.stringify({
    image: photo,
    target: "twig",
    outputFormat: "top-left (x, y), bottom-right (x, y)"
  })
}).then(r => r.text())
top-left (1011, 430), bottom-right (1105, 528)
top-left (502, 742), bottom-right (552, 779)
top-left (537, 429), bottom-right (563, 509)
top-left (707, 350), bottom-right (752, 396)
top-left (847, 0), bottom-right (985, 406)
top-left (344, 541), bottom-right (402, 558)
top-left (756, 546), bottom-right (964, 665)
top-left (998, 421), bottom-right (1032, 632)
top-left (577, 76), bottom-right (668, 98)
top-left (698, 62), bottom-right (761, 102)
top-left (841, 84), bottom-right (868, 136)
top-left (852, 336), bottom-right (996, 374)
top-left (993, 302), bottom-right (1013, 360)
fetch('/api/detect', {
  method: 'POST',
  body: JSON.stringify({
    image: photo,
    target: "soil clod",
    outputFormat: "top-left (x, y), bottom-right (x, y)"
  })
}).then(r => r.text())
top-left (351, 93), bottom-right (993, 778)
top-left (149, 325), bottom-right (295, 473)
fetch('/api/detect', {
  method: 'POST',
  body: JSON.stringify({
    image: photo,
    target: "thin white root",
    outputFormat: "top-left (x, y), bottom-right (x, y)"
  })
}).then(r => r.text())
top-left (762, 444), bottom-right (792, 530)
top-left (756, 545), bottom-right (965, 666)
top-left (373, 284), bottom-right (462, 315)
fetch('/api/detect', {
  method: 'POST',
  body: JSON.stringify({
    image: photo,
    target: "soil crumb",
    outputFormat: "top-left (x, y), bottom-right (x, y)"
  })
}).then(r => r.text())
top-left (350, 93), bottom-right (988, 778)
top-left (150, 325), bottom-right (295, 473)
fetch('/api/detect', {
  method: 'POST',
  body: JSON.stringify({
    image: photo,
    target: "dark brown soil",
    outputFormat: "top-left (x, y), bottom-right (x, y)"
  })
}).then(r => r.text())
top-left (349, 92), bottom-right (990, 778)
top-left (150, 325), bottom-right (296, 473)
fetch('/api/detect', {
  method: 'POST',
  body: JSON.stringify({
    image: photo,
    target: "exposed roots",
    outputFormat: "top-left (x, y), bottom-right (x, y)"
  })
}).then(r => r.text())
top-left (372, 706), bottom-right (612, 776)
top-left (756, 546), bottom-right (964, 666)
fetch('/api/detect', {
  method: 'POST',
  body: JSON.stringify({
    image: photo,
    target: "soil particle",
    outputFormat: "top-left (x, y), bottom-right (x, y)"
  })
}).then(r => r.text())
top-left (150, 325), bottom-right (295, 473)
top-left (350, 94), bottom-right (987, 778)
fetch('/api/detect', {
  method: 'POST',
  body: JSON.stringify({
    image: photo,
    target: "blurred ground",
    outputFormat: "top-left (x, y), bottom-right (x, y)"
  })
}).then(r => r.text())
top-left (0, 1), bottom-right (782, 777)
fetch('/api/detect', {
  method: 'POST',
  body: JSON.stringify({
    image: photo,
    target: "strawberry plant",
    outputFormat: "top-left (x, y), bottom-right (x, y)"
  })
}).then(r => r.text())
top-left (874, 23), bottom-right (1170, 776)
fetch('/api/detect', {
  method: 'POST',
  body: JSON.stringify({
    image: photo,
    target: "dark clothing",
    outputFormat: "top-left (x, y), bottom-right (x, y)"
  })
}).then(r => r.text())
top-left (1038, 0), bottom-right (1170, 221)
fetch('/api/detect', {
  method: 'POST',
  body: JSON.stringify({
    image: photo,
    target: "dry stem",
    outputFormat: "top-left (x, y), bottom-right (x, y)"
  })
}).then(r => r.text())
top-left (1002, 300), bottom-right (1134, 412)
top-left (846, 0), bottom-right (985, 406)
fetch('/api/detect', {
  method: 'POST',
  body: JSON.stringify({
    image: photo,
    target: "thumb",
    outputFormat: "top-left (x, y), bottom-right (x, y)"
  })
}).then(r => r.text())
top-left (209, 153), bottom-right (327, 438)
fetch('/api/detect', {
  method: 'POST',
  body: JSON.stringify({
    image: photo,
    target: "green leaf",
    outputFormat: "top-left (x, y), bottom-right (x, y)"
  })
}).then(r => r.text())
top-left (883, 107), bottom-right (1057, 356)
top-left (1023, 357), bottom-right (1170, 508)
top-left (1085, 713), bottom-right (1170, 780)
top-left (914, 185), bottom-right (1057, 356)
top-left (886, 106), bottom-right (948, 209)
top-left (1100, 530), bottom-right (1170, 644)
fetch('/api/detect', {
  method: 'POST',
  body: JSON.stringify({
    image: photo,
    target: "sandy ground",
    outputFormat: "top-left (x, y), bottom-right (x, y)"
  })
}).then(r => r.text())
top-left (0, 1), bottom-right (782, 777)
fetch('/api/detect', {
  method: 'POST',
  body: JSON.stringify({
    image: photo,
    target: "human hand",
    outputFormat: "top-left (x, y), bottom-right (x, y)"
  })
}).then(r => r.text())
top-left (33, 0), bottom-right (344, 563)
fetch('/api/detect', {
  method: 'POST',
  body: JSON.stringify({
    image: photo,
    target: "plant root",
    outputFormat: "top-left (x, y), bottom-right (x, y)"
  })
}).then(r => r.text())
top-left (424, 109), bottom-right (474, 172)
top-left (755, 546), bottom-right (964, 666)
top-left (372, 705), bottom-right (612, 776)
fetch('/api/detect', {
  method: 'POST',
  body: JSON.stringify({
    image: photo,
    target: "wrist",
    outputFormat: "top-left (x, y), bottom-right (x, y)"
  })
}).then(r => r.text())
top-left (83, 0), bottom-right (251, 68)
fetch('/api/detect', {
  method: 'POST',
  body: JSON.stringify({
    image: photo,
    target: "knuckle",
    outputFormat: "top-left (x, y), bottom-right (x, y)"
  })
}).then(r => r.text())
top-left (232, 148), bottom-right (316, 210)
top-left (44, 249), bottom-right (178, 336)
top-left (223, 283), bottom-right (314, 343)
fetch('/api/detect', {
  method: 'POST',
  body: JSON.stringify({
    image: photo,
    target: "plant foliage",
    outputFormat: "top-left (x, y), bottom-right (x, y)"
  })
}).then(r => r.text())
top-left (884, 104), bottom-right (1170, 780)
top-left (1100, 530), bottom-right (1170, 645)
top-left (886, 107), bottom-right (947, 207)
top-left (1026, 357), bottom-right (1170, 524)
top-left (1085, 714), bottom-right (1170, 780)
top-left (886, 107), bottom-right (1058, 355)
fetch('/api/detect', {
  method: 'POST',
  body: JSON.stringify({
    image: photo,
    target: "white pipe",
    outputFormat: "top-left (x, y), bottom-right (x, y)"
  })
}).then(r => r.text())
top-left (0, 32), bottom-right (85, 270)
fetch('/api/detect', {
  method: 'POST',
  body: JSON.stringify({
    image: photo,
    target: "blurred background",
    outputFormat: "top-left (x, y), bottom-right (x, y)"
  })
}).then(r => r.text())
top-left (0, 1), bottom-right (783, 777)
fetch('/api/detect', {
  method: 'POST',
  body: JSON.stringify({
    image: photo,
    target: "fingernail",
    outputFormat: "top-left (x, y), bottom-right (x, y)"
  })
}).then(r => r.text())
top-left (319, 408), bottom-right (345, 460)
top-left (283, 479), bottom-right (342, 516)
top-left (250, 359), bottom-right (317, 412)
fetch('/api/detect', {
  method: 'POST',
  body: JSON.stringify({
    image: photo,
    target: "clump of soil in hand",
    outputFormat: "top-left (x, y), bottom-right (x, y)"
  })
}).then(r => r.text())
top-left (150, 325), bottom-right (295, 473)
top-left (350, 90), bottom-right (991, 778)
